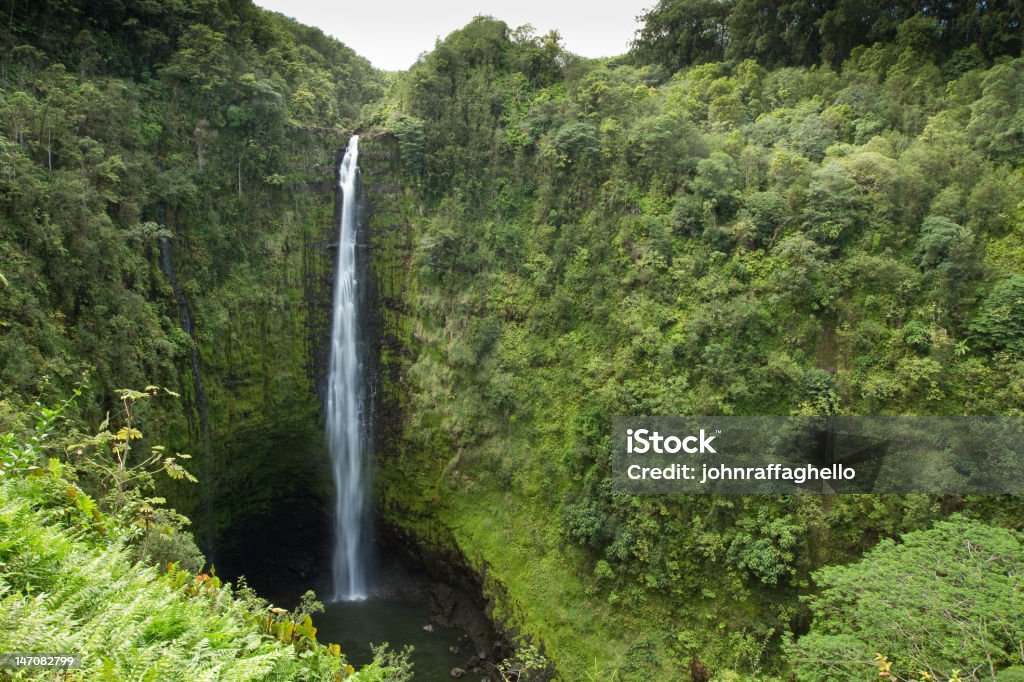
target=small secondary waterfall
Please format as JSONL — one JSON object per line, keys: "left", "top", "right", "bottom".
{"left": 157, "top": 222, "right": 214, "bottom": 554}
{"left": 328, "top": 135, "right": 369, "bottom": 601}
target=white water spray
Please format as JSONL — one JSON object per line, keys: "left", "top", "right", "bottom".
{"left": 328, "top": 135, "right": 368, "bottom": 601}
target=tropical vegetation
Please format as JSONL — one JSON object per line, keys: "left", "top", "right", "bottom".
{"left": 1, "top": 0, "right": 1022, "bottom": 680}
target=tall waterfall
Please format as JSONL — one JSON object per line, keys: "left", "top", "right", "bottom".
{"left": 328, "top": 135, "right": 369, "bottom": 601}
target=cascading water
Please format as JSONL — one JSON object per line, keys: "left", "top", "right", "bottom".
{"left": 328, "top": 135, "right": 369, "bottom": 601}
{"left": 157, "top": 220, "right": 213, "bottom": 555}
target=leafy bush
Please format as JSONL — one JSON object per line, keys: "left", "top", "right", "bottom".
{"left": 971, "top": 275, "right": 1024, "bottom": 355}
{"left": 915, "top": 215, "right": 975, "bottom": 277}
{"left": 788, "top": 517, "right": 1024, "bottom": 681}
{"left": 0, "top": 453, "right": 411, "bottom": 681}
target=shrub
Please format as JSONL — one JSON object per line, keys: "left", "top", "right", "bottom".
{"left": 971, "top": 275, "right": 1024, "bottom": 355}
{"left": 788, "top": 517, "right": 1024, "bottom": 681}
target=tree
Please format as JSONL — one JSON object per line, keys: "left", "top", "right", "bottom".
{"left": 914, "top": 215, "right": 975, "bottom": 280}
{"left": 970, "top": 275, "right": 1024, "bottom": 355}
{"left": 727, "top": 0, "right": 823, "bottom": 67}
{"left": 967, "top": 59, "right": 1024, "bottom": 163}
{"left": 692, "top": 151, "right": 741, "bottom": 221}
{"left": 633, "top": 0, "right": 733, "bottom": 72}
{"left": 789, "top": 517, "right": 1024, "bottom": 681}
{"left": 801, "top": 160, "right": 867, "bottom": 246}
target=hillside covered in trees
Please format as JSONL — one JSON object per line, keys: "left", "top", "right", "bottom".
{"left": 0, "top": 1, "right": 406, "bottom": 679}
{"left": 1, "top": 0, "right": 384, "bottom": 600}
{"left": 2, "top": 0, "right": 1024, "bottom": 680}
{"left": 369, "top": 2, "right": 1024, "bottom": 679}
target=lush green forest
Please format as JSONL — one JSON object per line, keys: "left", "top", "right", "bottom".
{"left": 0, "top": 1, "right": 405, "bottom": 679}
{"left": 0, "top": 0, "right": 383, "bottom": 601}
{"left": 2, "top": 0, "right": 1024, "bottom": 680}
{"left": 369, "top": 4, "right": 1024, "bottom": 680}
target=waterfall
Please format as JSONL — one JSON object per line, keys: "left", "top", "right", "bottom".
{"left": 328, "top": 135, "right": 369, "bottom": 601}
{"left": 157, "top": 223, "right": 214, "bottom": 555}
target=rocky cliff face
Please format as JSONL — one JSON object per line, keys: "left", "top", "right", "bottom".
{"left": 355, "top": 133, "right": 554, "bottom": 678}
{"left": 358, "top": 134, "right": 417, "bottom": 464}
{"left": 166, "top": 127, "right": 348, "bottom": 601}
{"left": 188, "top": 130, "right": 532, "bottom": 670}
{"left": 178, "top": 130, "right": 433, "bottom": 604}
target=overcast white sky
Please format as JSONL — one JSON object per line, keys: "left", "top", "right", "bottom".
{"left": 253, "top": 0, "right": 654, "bottom": 71}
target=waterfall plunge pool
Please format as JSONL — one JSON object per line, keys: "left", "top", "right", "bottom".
{"left": 318, "top": 597, "right": 470, "bottom": 680}
{"left": 305, "top": 552, "right": 502, "bottom": 681}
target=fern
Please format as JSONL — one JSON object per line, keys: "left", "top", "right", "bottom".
{"left": 0, "top": 467, "right": 411, "bottom": 682}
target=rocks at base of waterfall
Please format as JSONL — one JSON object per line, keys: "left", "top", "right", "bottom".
{"left": 449, "top": 667, "right": 466, "bottom": 678}
{"left": 375, "top": 523, "right": 519, "bottom": 678}
{"left": 463, "top": 652, "right": 493, "bottom": 679}
{"left": 448, "top": 644, "right": 460, "bottom": 654}
{"left": 422, "top": 623, "right": 434, "bottom": 633}
{"left": 430, "top": 583, "right": 458, "bottom": 624}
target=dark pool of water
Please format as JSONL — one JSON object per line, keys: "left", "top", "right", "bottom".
{"left": 317, "top": 596, "right": 472, "bottom": 681}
